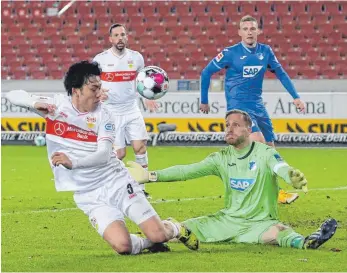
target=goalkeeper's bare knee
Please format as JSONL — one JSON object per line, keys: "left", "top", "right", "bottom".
{"left": 261, "top": 224, "right": 288, "bottom": 245}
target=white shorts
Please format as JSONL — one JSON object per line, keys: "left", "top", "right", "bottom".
{"left": 112, "top": 111, "right": 148, "bottom": 149}
{"left": 73, "top": 178, "right": 157, "bottom": 236}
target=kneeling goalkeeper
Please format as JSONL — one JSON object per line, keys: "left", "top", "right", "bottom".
{"left": 128, "top": 109, "right": 337, "bottom": 249}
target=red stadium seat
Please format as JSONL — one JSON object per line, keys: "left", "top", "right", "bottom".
{"left": 239, "top": 2, "right": 256, "bottom": 14}
{"left": 307, "top": 2, "right": 324, "bottom": 14}
{"left": 255, "top": 2, "right": 272, "bottom": 14}
{"left": 208, "top": 3, "right": 226, "bottom": 15}
{"left": 324, "top": 2, "right": 342, "bottom": 14}
{"left": 190, "top": 4, "right": 207, "bottom": 16}
{"left": 29, "top": 71, "right": 46, "bottom": 79}
{"left": 273, "top": 2, "right": 290, "bottom": 14}
{"left": 289, "top": 2, "right": 307, "bottom": 15}
{"left": 1, "top": 0, "right": 345, "bottom": 79}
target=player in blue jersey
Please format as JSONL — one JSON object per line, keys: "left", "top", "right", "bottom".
{"left": 200, "top": 15, "right": 305, "bottom": 205}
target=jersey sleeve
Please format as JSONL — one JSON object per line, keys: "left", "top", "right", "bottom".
{"left": 200, "top": 48, "right": 231, "bottom": 104}
{"left": 137, "top": 52, "right": 145, "bottom": 72}
{"left": 92, "top": 54, "right": 100, "bottom": 65}
{"left": 156, "top": 152, "right": 221, "bottom": 182}
{"left": 266, "top": 148, "right": 293, "bottom": 184}
{"left": 97, "top": 108, "right": 115, "bottom": 143}
{"left": 6, "top": 89, "right": 58, "bottom": 118}
{"left": 267, "top": 45, "right": 282, "bottom": 71}
{"left": 211, "top": 48, "right": 232, "bottom": 70}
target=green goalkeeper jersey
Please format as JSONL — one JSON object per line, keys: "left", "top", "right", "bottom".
{"left": 156, "top": 142, "right": 291, "bottom": 222}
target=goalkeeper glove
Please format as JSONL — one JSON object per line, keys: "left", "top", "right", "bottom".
{"left": 126, "top": 161, "right": 157, "bottom": 184}
{"left": 289, "top": 168, "right": 308, "bottom": 193}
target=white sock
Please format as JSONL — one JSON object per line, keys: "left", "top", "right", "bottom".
{"left": 135, "top": 152, "right": 148, "bottom": 191}
{"left": 129, "top": 234, "right": 153, "bottom": 255}
{"left": 162, "top": 220, "right": 180, "bottom": 238}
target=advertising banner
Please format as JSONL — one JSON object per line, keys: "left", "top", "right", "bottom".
{"left": 2, "top": 131, "right": 347, "bottom": 147}
{"left": 2, "top": 117, "right": 347, "bottom": 134}
{"left": 2, "top": 92, "right": 347, "bottom": 119}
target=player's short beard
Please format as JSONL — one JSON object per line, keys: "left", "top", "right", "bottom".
{"left": 229, "top": 135, "right": 246, "bottom": 147}
{"left": 115, "top": 42, "right": 126, "bottom": 52}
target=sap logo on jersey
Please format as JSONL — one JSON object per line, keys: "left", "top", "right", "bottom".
{"left": 243, "top": 66, "right": 263, "bottom": 78}
{"left": 230, "top": 178, "right": 255, "bottom": 191}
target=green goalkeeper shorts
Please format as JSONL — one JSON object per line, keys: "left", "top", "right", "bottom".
{"left": 183, "top": 210, "right": 279, "bottom": 244}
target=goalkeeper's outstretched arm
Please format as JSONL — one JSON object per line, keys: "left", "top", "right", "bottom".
{"left": 127, "top": 153, "right": 220, "bottom": 184}
{"left": 267, "top": 149, "right": 308, "bottom": 192}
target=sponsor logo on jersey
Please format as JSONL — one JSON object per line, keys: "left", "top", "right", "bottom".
{"left": 107, "top": 64, "right": 114, "bottom": 67}
{"left": 53, "top": 122, "right": 66, "bottom": 136}
{"left": 46, "top": 118, "right": 97, "bottom": 142}
{"left": 215, "top": 52, "right": 224, "bottom": 62}
{"left": 249, "top": 161, "right": 257, "bottom": 171}
{"left": 240, "top": 55, "right": 247, "bottom": 60}
{"left": 243, "top": 66, "right": 263, "bottom": 78}
{"left": 230, "top": 178, "right": 255, "bottom": 191}
{"left": 101, "top": 71, "right": 136, "bottom": 82}
{"left": 257, "top": 53, "right": 264, "bottom": 60}
{"left": 274, "top": 154, "right": 283, "bottom": 162}
{"left": 105, "top": 123, "right": 115, "bottom": 131}
{"left": 86, "top": 116, "right": 96, "bottom": 129}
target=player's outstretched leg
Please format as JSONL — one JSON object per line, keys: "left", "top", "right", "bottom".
{"left": 278, "top": 189, "right": 299, "bottom": 204}
{"left": 165, "top": 217, "right": 199, "bottom": 251}
{"left": 303, "top": 218, "right": 338, "bottom": 249}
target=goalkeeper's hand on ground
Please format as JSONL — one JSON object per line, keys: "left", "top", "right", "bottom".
{"left": 126, "top": 161, "right": 157, "bottom": 184}
{"left": 289, "top": 168, "right": 308, "bottom": 193}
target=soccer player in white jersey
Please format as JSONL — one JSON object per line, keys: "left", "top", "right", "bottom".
{"left": 93, "top": 23, "right": 156, "bottom": 198}
{"left": 5, "top": 61, "right": 198, "bottom": 255}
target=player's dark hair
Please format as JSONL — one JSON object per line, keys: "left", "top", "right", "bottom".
{"left": 225, "top": 109, "right": 252, "bottom": 128}
{"left": 63, "top": 61, "right": 101, "bottom": 96}
{"left": 239, "top": 15, "right": 258, "bottom": 29}
{"left": 109, "top": 23, "right": 127, "bottom": 35}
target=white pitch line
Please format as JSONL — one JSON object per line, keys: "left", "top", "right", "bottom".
{"left": 2, "top": 186, "right": 347, "bottom": 217}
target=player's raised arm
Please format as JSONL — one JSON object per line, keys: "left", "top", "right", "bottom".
{"left": 267, "top": 46, "right": 305, "bottom": 112}
{"left": 200, "top": 49, "right": 230, "bottom": 114}
{"left": 59, "top": 110, "right": 116, "bottom": 170}
{"left": 5, "top": 89, "right": 56, "bottom": 118}
{"left": 126, "top": 153, "right": 220, "bottom": 183}
{"left": 266, "top": 148, "right": 308, "bottom": 192}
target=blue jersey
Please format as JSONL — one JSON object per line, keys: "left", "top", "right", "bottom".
{"left": 201, "top": 42, "right": 299, "bottom": 111}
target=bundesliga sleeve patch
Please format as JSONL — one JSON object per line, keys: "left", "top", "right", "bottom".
{"left": 274, "top": 154, "right": 284, "bottom": 162}
{"left": 215, "top": 52, "right": 224, "bottom": 62}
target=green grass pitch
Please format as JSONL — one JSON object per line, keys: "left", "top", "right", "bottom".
{"left": 2, "top": 146, "right": 347, "bottom": 272}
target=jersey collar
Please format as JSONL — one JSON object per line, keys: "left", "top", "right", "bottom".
{"left": 241, "top": 41, "right": 258, "bottom": 54}
{"left": 110, "top": 47, "right": 128, "bottom": 59}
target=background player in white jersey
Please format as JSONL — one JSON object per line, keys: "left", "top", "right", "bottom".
{"left": 5, "top": 61, "right": 199, "bottom": 255}
{"left": 93, "top": 23, "right": 156, "bottom": 198}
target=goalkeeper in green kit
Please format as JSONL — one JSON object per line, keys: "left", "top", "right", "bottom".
{"left": 127, "top": 110, "right": 337, "bottom": 250}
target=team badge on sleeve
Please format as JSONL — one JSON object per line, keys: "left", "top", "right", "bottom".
{"left": 215, "top": 52, "right": 224, "bottom": 62}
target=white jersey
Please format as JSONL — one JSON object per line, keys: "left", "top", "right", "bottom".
{"left": 45, "top": 94, "right": 130, "bottom": 192}
{"left": 93, "top": 48, "right": 144, "bottom": 115}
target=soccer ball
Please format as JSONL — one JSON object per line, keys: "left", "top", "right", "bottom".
{"left": 136, "top": 66, "right": 169, "bottom": 100}
{"left": 34, "top": 135, "right": 46, "bottom": 146}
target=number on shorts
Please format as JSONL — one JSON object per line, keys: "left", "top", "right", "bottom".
{"left": 127, "top": 183, "right": 134, "bottom": 194}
